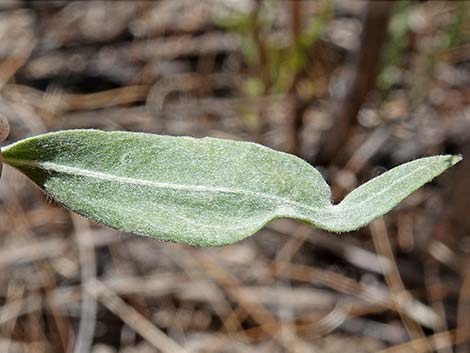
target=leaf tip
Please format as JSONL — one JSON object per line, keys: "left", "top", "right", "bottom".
{"left": 448, "top": 154, "right": 463, "bottom": 167}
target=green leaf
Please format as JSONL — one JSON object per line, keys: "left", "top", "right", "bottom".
{"left": 1, "top": 130, "right": 461, "bottom": 246}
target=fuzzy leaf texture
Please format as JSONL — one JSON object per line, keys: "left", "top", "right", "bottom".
{"left": 1, "top": 130, "right": 461, "bottom": 246}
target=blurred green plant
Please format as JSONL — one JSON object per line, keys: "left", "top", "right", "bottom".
{"left": 221, "top": 0, "right": 332, "bottom": 95}
{"left": 378, "top": 1, "right": 469, "bottom": 99}
{"left": 217, "top": 0, "right": 332, "bottom": 132}
{"left": 442, "top": 1, "right": 469, "bottom": 49}
{"left": 377, "top": 0, "right": 412, "bottom": 93}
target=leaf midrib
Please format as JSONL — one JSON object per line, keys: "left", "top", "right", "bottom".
{"left": 4, "top": 157, "right": 436, "bottom": 222}
{"left": 6, "top": 158, "right": 321, "bottom": 214}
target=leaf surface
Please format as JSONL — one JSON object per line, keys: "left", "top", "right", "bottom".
{"left": 1, "top": 130, "right": 461, "bottom": 246}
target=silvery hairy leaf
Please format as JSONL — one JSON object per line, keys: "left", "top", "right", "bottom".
{"left": 2, "top": 130, "right": 461, "bottom": 246}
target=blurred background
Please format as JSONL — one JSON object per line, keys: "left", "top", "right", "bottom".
{"left": 0, "top": 0, "right": 469, "bottom": 352}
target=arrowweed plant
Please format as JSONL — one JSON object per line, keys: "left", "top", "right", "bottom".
{"left": 0, "top": 119, "right": 461, "bottom": 246}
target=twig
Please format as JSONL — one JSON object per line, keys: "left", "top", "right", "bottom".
{"left": 424, "top": 261, "right": 453, "bottom": 353}
{"left": 279, "top": 260, "right": 439, "bottom": 330}
{"left": 192, "top": 251, "right": 309, "bottom": 353}
{"left": 86, "top": 279, "right": 187, "bottom": 353}
{"left": 456, "top": 258, "right": 470, "bottom": 353}
{"left": 71, "top": 215, "right": 98, "bottom": 353}
{"left": 370, "top": 218, "right": 433, "bottom": 352}
{"left": 377, "top": 330, "right": 458, "bottom": 353}
{"left": 0, "top": 294, "right": 42, "bottom": 326}
{"left": 0, "top": 237, "right": 68, "bottom": 269}
{"left": 268, "top": 222, "right": 391, "bottom": 275}
{"left": 317, "top": 0, "right": 392, "bottom": 164}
